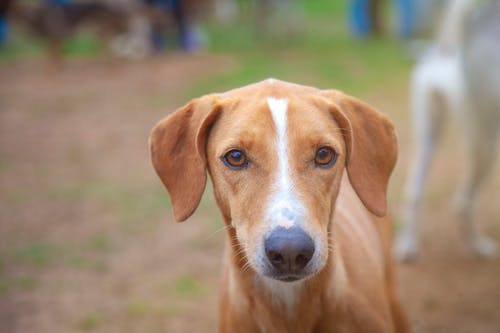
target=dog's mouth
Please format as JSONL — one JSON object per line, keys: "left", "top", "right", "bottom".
{"left": 262, "top": 269, "right": 314, "bottom": 282}
{"left": 271, "top": 274, "right": 307, "bottom": 282}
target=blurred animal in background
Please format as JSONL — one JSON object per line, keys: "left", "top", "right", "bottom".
{"left": 9, "top": 0, "right": 143, "bottom": 65}
{"left": 150, "top": 79, "right": 408, "bottom": 332}
{"left": 397, "top": 0, "right": 500, "bottom": 261}
{"left": 6, "top": 0, "right": 213, "bottom": 66}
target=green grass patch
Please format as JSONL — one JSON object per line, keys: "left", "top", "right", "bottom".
{"left": 77, "top": 313, "right": 103, "bottom": 331}
{"left": 0, "top": 28, "right": 103, "bottom": 63}
{"left": 10, "top": 241, "right": 88, "bottom": 268}
{"left": 11, "top": 242, "right": 62, "bottom": 267}
{"left": 0, "top": 34, "right": 44, "bottom": 62}
{"left": 2, "top": 238, "right": 112, "bottom": 272}
{"left": 63, "top": 33, "right": 103, "bottom": 57}
{"left": 126, "top": 300, "right": 149, "bottom": 317}
{"left": 48, "top": 181, "right": 168, "bottom": 228}
{"left": 0, "top": 276, "right": 38, "bottom": 295}
{"left": 85, "top": 234, "right": 112, "bottom": 253}
{"left": 174, "top": 275, "right": 206, "bottom": 298}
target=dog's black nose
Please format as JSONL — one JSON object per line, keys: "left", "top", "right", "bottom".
{"left": 265, "top": 227, "right": 315, "bottom": 273}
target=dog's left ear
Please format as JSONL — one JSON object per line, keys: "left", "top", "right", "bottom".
{"left": 325, "top": 91, "right": 398, "bottom": 217}
{"left": 149, "top": 95, "right": 221, "bottom": 222}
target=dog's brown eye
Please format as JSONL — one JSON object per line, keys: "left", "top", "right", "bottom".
{"left": 222, "top": 149, "right": 248, "bottom": 169}
{"left": 315, "top": 147, "right": 337, "bottom": 168}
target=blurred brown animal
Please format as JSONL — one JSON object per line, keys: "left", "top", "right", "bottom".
{"left": 11, "top": 1, "right": 131, "bottom": 67}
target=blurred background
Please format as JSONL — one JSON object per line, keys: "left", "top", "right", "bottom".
{"left": 0, "top": 0, "right": 499, "bottom": 332}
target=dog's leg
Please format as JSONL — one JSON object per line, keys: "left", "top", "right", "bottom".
{"left": 396, "top": 70, "right": 446, "bottom": 262}
{"left": 454, "top": 116, "right": 498, "bottom": 258}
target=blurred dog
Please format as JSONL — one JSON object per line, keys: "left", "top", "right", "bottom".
{"left": 397, "top": 0, "right": 500, "bottom": 261}
{"left": 11, "top": 1, "right": 141, "bottom": 65}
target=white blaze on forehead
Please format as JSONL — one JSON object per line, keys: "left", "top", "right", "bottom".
{"left": 267, "top": 97, "right": 290, "bottom": 189}
{"left": 266, "top": 97, "right": 302, "bottom": 229}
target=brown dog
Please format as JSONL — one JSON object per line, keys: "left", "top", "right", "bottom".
{"left": 150, "top": 79, "right": 409, "bottom": 332}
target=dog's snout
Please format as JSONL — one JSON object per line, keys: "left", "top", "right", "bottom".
{"left": 265, "top": 227, "right": 315, "bottom": 273}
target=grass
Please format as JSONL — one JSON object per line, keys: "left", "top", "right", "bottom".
{"left": 77, "top": 313, "right": 104, "bottom": 331}
{"left": 1, "top": 235, "right": 114, "bottom": 272}
{"left": 86, "top": 234, "right": 112, "bottom": 253}
{"left": 0, "top": 28, "right": 103, "bottom": 63}
{"left": 126, "top": 300, "right": 149, "bottom": 317}
{"left": 0, "top": 276, "right": 37, "bottom": 295}
{"left": 48, "top": 181, "right": 168, "bottom": 228}
{"left": 10, "top": 242, "right": 63, "bottom": 267}
{"left": 174, "top": 275, "right": 207, "bottom": 298}
{"left": 188, "top": 0, "right": 411, "bottom": 98}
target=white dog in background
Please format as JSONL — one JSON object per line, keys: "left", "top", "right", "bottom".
{"left": 397, "top": 0, "right": 500, "bottom": 261}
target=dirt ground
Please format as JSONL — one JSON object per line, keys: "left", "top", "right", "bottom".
{"left": 0, "top": 55, "right": 499, "bottom": 333}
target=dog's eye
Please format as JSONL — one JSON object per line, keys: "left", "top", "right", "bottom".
{"left": 314, "top": 147, "right": 337, "bottom": 168}
{"left": 222, "top": 149, "right": 248, "bottom": 169}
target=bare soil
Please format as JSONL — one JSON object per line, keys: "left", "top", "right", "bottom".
{"left": 0, "top": 55, "right": 499, "bottom": 333}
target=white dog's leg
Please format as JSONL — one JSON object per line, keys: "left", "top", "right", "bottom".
{"left": 455, "top": 118, "right": 498, "bottom": 258}
{"left": 396, "top": 64, "right": 447, "bottom": 262}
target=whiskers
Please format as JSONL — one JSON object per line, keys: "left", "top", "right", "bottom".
{"left": 205, "top": 223, "right": 233, "bottom": 240}
{"left": 241, "top": 260, "right": 253, "bottom": 273}
{"left": 226, "top": 233, "right": 254, "bottom": 274}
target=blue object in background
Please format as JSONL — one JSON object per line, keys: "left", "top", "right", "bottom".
{"left": 395, "top": 0, "right": 414, "bottom": 38}
{"left": 147, "top": 0, "right": 201, "bottom": 52}
{"left": 151, "top": 29, "right": 166, "bottom": 52}
{"left": 46, "top": 0, "right": 71, "bottom": 5}
{"left": 147, "top": 0, "right": 178, "bottom": 11}
{"left": 349, "top": 0, "right": 441, "bottom": 39}
{"left": 0, "top": 16, "right": 7, "bottom": 47}
{"left": 349, "top": 0, "right": 372, "bottom": 36}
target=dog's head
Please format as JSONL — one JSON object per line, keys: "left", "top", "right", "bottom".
{"left": 150, "top": 79, "right": 397, "bottom": 282}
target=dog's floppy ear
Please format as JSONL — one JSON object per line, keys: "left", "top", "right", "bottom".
{"left": 149, "top": 95, "right": 221, "bottom": 222}
{"left": 325, "top": 90, "right": 398, "bottom": 217}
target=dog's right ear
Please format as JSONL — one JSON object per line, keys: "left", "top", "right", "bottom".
{"left": 149, "top": 95, "right": 221, "bottom": 222}
{"left": 323, "top": 90, "right": 398, "bottom": 217}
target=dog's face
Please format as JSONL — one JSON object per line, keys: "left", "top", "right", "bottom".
{"left": 150, "top": 80, "right": 397, "bottom": 282}
{"left": 206, "top": 94, "right": 346, "bottom": 281}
